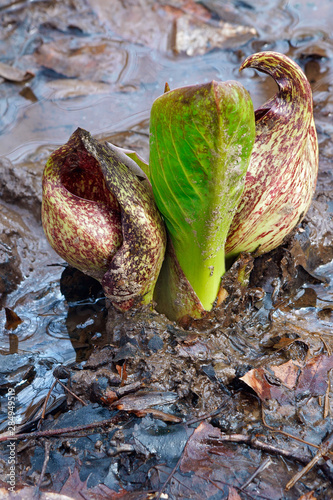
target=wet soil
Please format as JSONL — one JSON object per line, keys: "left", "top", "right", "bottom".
{"left": 1, "top": 0, "right": 333, "bottom": 498}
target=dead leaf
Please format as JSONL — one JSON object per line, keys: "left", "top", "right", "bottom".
{"left": 228, "top": 487, "right": 242, "bottom": 500}
{"left": 35, "top": 39, "right": 126, "bottom": 82}
{"left": 133, "top": 408, "right": 182, "bottom": 423}
{"left": 173, "top": 15, "right": 257, "bottom": 56}
{"left": 271, "top": 359, "right": 301, "bottom": 389}
{"left": 5, "top": 307, "right": 23, "bottom": 330}
{"left": 0, "top": 61, "right": 34, "bottom": 82}
{"left": 60, "top": 468, "right": 88, "bottom": 499}
{"left": 296, "top": 354, "right": 333, "bottom": 396}
{"left": 115, "top": 362, "right": 127, "bottom": 383}
{"left": 240, "top": 355, "right": 333, "bottom": 403}
{"left": 272, "top": 336, "right": 300, "bottom": 350}
{"left": 297, "top": 492, "right": 317, "bottom": 500}
{"left": 112, "top": 390, "right": 178, "bottom": 411}
{"left": 47, "top": 79, "right": 111, "bottom": 99}
{"left": 150, "top": 421, "right": 287, "bottom": 498}
{"left": 60, "top": 468, "right": 128, "bottom": 499}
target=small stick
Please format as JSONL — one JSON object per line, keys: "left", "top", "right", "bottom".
{"left": 155, "top": 448, "right": 185, "bottom": 500}
{"left": 36, "top": 440, "right": 51, "bottom": 490}
{"left": 324, "top": 370, "right": 331, "bottom": 419}
{"left": 261, "top": 405, "right": 333, "bottom": 455}
{"left": 240, "top": 457, "right": 272, "bottom": 491}
{"left": 319, "top": 335, "right": 332, "bottom": 356}
{"left": 55, "top": 378, "right": 87, "bottom": 406}
{"left": 38, "top": 380, "right": 57, "bottom": 429}
{"left": 285, "top": 432, "right": 333, "bottom": 491}
{"left": 186, "top": 398, "right": 231, "bottom": 425}
{"left": 0, "top": 415, "right": 122, "bottom": 443}
{"left": 209, "top": 434, "right": 312, "bottom": 463}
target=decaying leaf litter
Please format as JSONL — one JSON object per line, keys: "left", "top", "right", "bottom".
{"left": 1, "top": 0, "right": 333, "bottom": 498}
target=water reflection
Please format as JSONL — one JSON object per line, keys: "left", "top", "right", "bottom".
{"left": 0, "top": 265, "right": 108, "bottom": 429}
{"left": 269, "top": 262, "right": 333, "bottom": 347}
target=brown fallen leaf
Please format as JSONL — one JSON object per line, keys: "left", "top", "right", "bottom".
{"left": 0, "top": 61, "right": 34, "bottom": 82}
{"left": 60, "top": 467, "right": 134, "bottom": 499}
{"left": 133, "top": 408, "right": 182, "bottom": 423}
{"left": 271, "top": 359, "right": 301, "bottom": 390}
{"left": 153, "top": 421, "right": 287, "bottom": 498}
{"left": 5, "top": 307, "right": 23, "bottom": 330}
{"left": 272, "top": 336, "right": 301, "bottom": 351}
{"left": 297, "top": 491, "right": 317, "bottom": 499}
{"left": 111, "top": 390, "right": 178, "bottom": 411}
{"left": 228, "top": 486, "right": 242, "bottom": 499}
{"left": 35, "top": 39, "right": 125, "bottom": 82}
{"left": 149, "top": 420, "right": 332, "bottom": 497}
{"left": 240, "top": 354, "right": 333, "bottom": 404}
{"left": 173, "top": 15, "right": 257, "bottom": 56}
{"left": 116, "top": 362, "right": 127, "bottom": 384}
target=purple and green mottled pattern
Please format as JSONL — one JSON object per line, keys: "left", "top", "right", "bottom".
{"left": 225, "top": 51, "right": 318, "bottom": 259}
{"left": 80, "top": 130, "right": 166, "bottom": 311}
{"left": 42, "top": 129, "right": 122, "bottom": 281}
{"left": 150, "top": 81, "right": 255, "bottom": 312}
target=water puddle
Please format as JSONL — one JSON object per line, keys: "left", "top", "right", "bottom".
{"left": 272, "top": 261, "right": 333, "bottom": 339}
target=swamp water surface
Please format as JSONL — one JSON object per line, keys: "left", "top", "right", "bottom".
{"left": 0, "top": 0, "right": 333, "bottom": 498}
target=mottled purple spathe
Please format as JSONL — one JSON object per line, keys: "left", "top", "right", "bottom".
{"left": 226, "top": 51, "right": 318, "bottom": 259}
{"left": 42, "top": 128, "right": 166, "bottom": 311}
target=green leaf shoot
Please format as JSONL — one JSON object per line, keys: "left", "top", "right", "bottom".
{"left": 149, "top": 81, "right": 255, "bottom": 312}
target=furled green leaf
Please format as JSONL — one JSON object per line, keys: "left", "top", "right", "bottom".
{"left": 106, "top": 142, "right": 150, "bottom": 179}
{"left": 149, "top": 81, "right": 255, "bottom": 311}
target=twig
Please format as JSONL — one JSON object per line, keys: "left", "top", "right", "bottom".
{"left": 155, "top": 448, "right": 186, "bottom": 500}
{"left": 154, "top": 465, "right": 195, "bottom": 495}
{"left": 196, "top": 473, "right": 271, "bottom": 500}
{"left": 55, "top": 377, "right": 87, "bottom": 406}
{"left": 324, "top": 370, "right": 331, "bottom": 419}
{"left": 319, "top": 335, "right": 332, "bottom": 356}
{"left": 36, "top": 440, "right": 51, "bottom": 490}
{"left": 285, "top": 432, "right": 333, "bottom": 491}
{"left": 38, "top": 380, "right": 57, "bottom": 430}
{"left": 209, "top": 433, "right": 313, "bottom": 463}
{"left": 240, "top": 457, "right": 272, "bottom": 491}
{"left": 37, "top": 376, "right": 86, "bottom": 431}
{"left": 261, "top": 405, "right": 333, "bottom": 455}
{"left": 186, "top": 398, "right": 231, "bottom": 426}
{"left": 0, "top": 415, "right": 122, "bottom": 443}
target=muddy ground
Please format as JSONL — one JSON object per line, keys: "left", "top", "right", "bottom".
{"left": 1, "top": 0, "right": 333, "bottom": 499}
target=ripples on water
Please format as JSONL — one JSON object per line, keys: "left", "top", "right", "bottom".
{"left": 0, "top": 0, "right": 332, "bottom": 427}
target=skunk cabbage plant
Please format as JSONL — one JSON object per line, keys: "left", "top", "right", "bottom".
{"left": 225, "top": 52, "right": 318, "bottom": 260}
{"left": 42, "top": 51, "right": 318, "bottom": 323}
{"left": 42, "top": 128, "right": 166, "bottom": 311}
{"left": 149, "top": 81, "right": 255, "bottom": 316}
